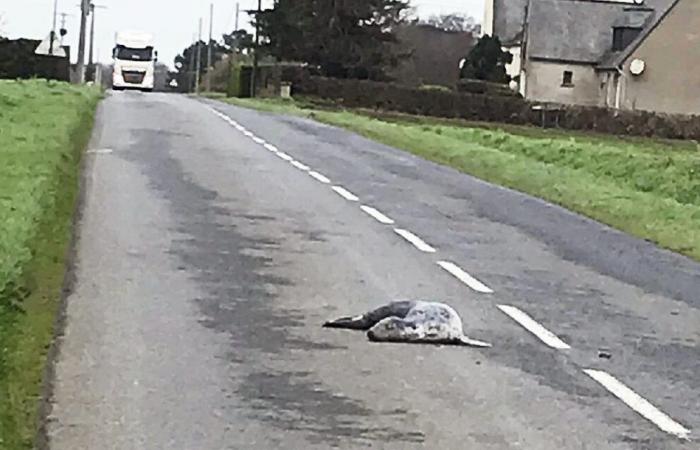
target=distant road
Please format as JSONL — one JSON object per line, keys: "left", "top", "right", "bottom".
{"left": 45, "top": 91, "right": 698, "bottom": 449}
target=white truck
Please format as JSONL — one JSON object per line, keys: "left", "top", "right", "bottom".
{"left": 112, "top": 31, "right": 157, "bottom": 92}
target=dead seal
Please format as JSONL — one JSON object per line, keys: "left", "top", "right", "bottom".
{"left": 323, "top": 301, "right": 491, "bottom": 347}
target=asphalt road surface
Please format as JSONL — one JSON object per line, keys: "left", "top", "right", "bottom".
{"left": 45, "top": 91, "right": 700, "bottom": 449}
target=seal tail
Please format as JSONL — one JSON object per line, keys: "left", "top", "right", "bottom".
{"left": 459, "top": 336, "right": 492, "bottom": 348}
{"left": 323, "top": 315, "right": 370, "bottom": 330}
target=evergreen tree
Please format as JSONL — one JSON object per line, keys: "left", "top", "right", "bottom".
{"left": 256, "top": 0, "right": 411, "bottom": 80}
{"left": 460, "top": 35, "right": 513, "bottom": 83}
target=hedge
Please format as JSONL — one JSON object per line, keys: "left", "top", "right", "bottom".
{"left": 290, "top": 76, "right": 700, "bottom": 141}
{"left": 0, "top": 39, "right": 71, "bottom": 81}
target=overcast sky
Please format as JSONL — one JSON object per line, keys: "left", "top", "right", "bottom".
{"left": 1, "top": 0, "right": 484, "bottom": 68}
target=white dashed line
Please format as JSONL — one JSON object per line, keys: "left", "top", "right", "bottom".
{"left": 332, "top": 186, "right": 360, "bottom": 202}
{"left": 242, "top": 130, "right": 254, "bottom": 138}
{"left": 497, "top": 305, "right": 570, "bottom": 349}
{"left": 394, "top": 229, "right": 436, "bottom": 253}
{"left": 264, "top": 143, "right": 279, "bottom": 152}
{"left": 360, "top": 206, "right": 395, "bottom": 225}
{"left": 252, "top": 136, "right": 266, "bottom": 145}
{"left": 583, "top": 369, "right": 691, "bottom": 440}
{"left": 309, "top": 171, "right": 331, "bottom": 184}
{"left": 437, "top": 261, "right": 494, "bottom": 294}
{"left": 276, "top": 152, "right": 294, "bottom": 161}
{"left": 291, "top": 161, "right": 310, "bottom": 171}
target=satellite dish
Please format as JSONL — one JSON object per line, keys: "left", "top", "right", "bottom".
{"left": 630, "top": 59, "right": 645, "bottom": 76}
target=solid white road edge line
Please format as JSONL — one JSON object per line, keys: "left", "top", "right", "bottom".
{"left": 332, "top": 186, "right": 360, "bottom": 202}
{"left": 360, "top": 206, "right": 395, "bottom": 225}
{"left": 264, "top": 143, "right": 279, "bottom": 152}
{"left": 497, "top": 305, "right": 570, "bottom": 349}
{"left": 437, "top": 261, "right": 494, "bottom": 294}
{"left": 583, "top": 369, "right": 691, "bottom": 440}
{"left": 394, "top": 229, "right": 436, "bottom": 253}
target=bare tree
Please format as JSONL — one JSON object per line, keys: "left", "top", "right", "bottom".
{"left": 421, "top": 13, "right": 480, "bottom": 34}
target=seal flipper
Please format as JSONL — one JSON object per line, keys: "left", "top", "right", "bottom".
{"left": 324, "top": 301, "right": 417, "bottom": 331}
{"left": 323, "top": 315, "right": 370, "bottom": 330}
{"left": 458, "top": 336, "right": 492, "bottom": 348}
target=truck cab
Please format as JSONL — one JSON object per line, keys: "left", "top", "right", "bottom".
{"left": 112, "top": 31, "right": 157, "bottom": 92}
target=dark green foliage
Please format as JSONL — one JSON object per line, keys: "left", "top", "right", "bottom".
{"left": 223, "top": 30, "right": 255, "bottom": 53}
{"left": 227, "top": 64, "right": 253, "bottom": 98}
{"left": 459, "top": 35, "right": 512, "bottom": 83}
{"left": 293, "top": 76, "right": 700, "bottom": 140}
{"left": 173, "top": 39, "right": 229, "bottom": 91}
{"left": 457, "top": 79, "right": 522, "bottom": 97}
{"left": 0, "top": 39, "right": 70, "bottom": 81}
{"left": 173, "top": 30, "right": 255, "bottom": 92}
{"left": 257, "top": 0, "right": 411, "bottom": 80}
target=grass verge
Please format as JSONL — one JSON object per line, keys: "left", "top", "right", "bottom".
{"left": 0, "top": 79, "right": 101, "bottom": 449}
{"left": 212, "top": 95, "right": 700, "bottom": 261}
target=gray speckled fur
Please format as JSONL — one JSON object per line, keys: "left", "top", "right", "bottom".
{"left": 324, "top": 301, "right": 491, "bottom": 347}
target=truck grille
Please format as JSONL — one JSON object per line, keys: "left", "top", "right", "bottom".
{"left": 122, "top": 70, "right": 146, "bottom": 84}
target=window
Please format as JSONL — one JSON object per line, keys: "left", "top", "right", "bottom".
{"left": 562, "top": 71, "right": 574, "bottom": 87}
{"left": 612, "top": 27, "right": 641, "bottom": 52}
{"left": 113, "top": 45, "right": 154, "bottom": 61}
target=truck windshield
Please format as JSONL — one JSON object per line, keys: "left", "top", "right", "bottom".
{"left": 115, "top": 46, "right": 153, "bottom": 61}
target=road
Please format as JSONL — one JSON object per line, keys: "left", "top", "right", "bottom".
{"left": 44, "top": 91, "right": 699, "bottom": 449}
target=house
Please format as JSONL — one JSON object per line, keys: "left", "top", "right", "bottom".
{"left": 597, "top": 0, "right": 700, "bottom": 115}
{"left": 484, "top": 0, "right": 700, "bottom": 116}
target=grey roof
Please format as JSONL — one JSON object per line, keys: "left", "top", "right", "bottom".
{"left": 613, "top": 8, "right": 654, "bottom": 28}
{"left": 492, "top": 0, "right": 529, "bottom": 45}
{"left": 525, "top": 0, "right": 676, "bottom": 64}
{"left": 598, "top": 0, "right": 681, "bottom": 69}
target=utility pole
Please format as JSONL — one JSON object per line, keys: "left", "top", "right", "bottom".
{"left": 251, "top": 0, "right": 261, "bottom": 97}
{"left": 235, "top": 2, "right": 240, "bottom": 31}
{"left": 88, "top": 5, "right": 106, "bottom": 69}
{"left": 88, "top": 3, "right": 95, "bottom": 66}
{"left": 206, "top": 3, "right": 213, "bottom": 93}
{"left": 189, "top": 33, "right": 197, "bottom": 92}
{"left": 77, "top": 0, "right": 89, "bottom": 83}
{"left": 49, "top": 0, "right": 58, "bottom": 56}
{"left": 195, "top": 18, "right": 203, "bottom": 93}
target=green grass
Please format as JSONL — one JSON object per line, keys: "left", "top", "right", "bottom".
{"left": 0, "top": 79, "right": 101, "bottom": 449}
{"left": 215, "top": 96, "right": 700, "bottom": 261}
